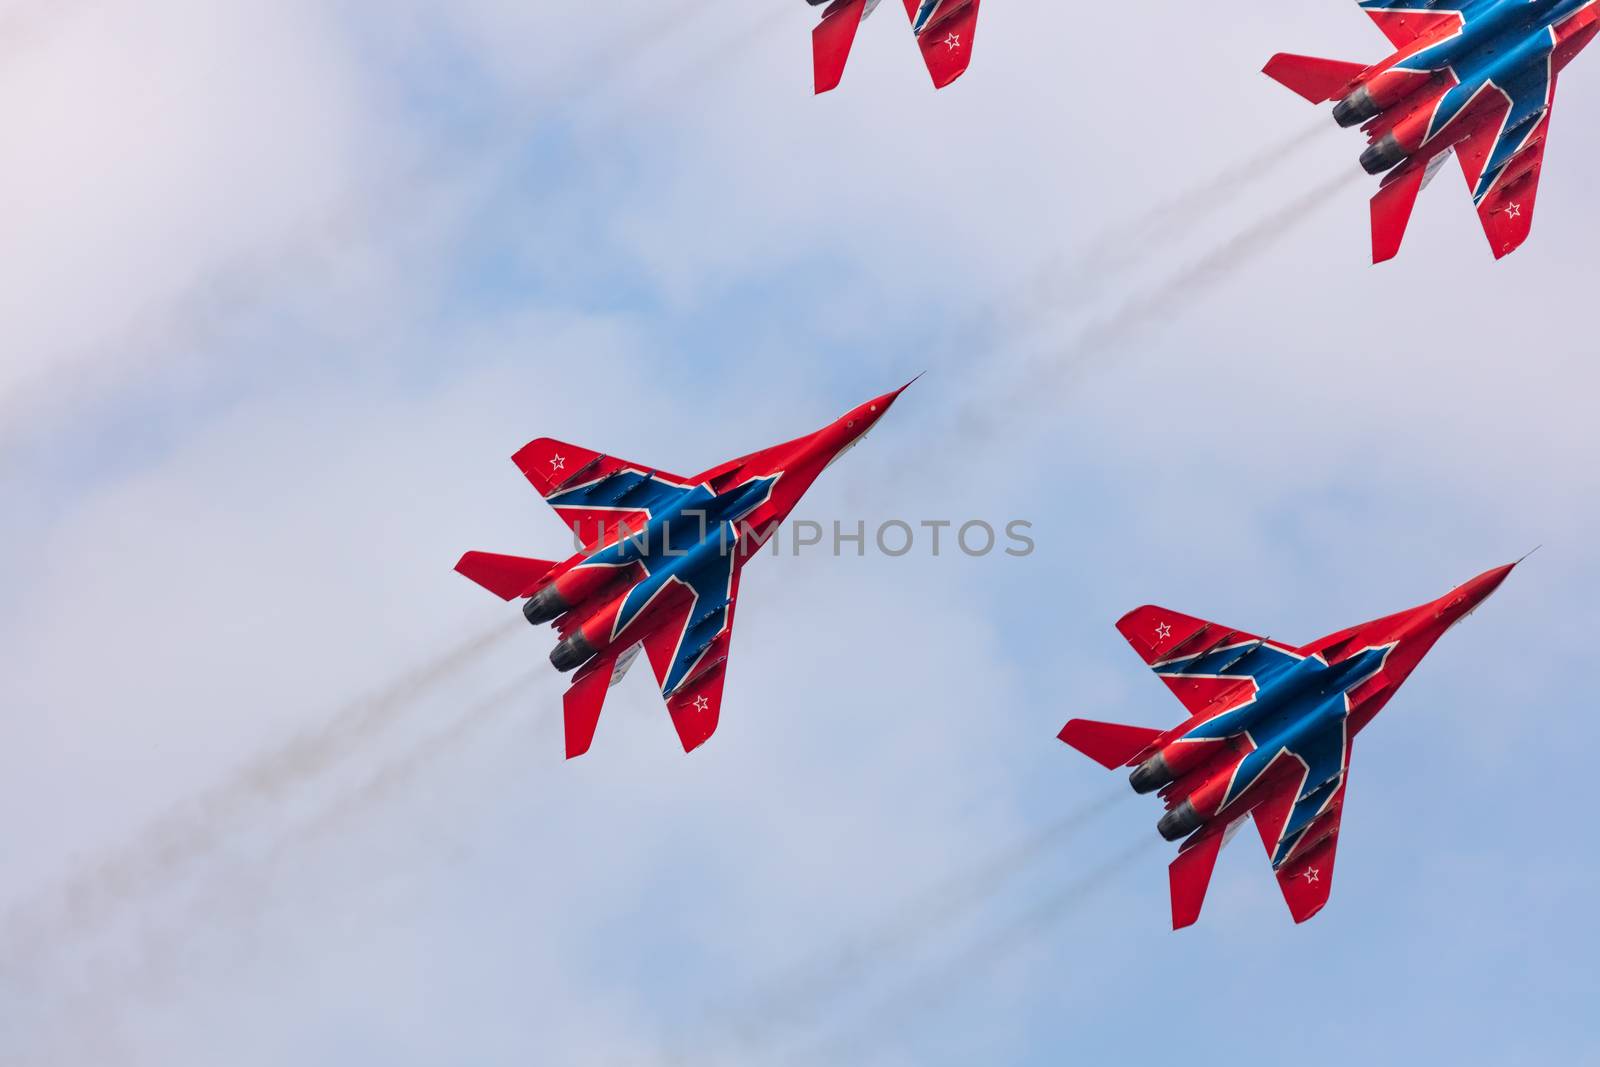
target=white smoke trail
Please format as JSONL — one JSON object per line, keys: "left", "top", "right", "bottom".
{"left": 697, "top": 789, "right": 1124, "bottom": 1058}
{"left": 1014, "top": 120, "right": 1331, "bottom": 321}
{"left": 0, "top": 620, "right": 519, "bottom": 971}
{"left": 9, "top": 669, "right": 547, "bottom": 1065}
{"left": 783, "top": 839, "right": 1149, "bottom": 1065}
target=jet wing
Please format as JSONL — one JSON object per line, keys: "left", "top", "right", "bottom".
{"left": 903, "top": 0, "right": 979, "bottom": 89}
{"left": 512, "top": 437, "right": 695, "bottom": 552}
{"left": 1358, "top": 2, "right": 1464, "bottom": 49}
{"left": 1454, "top": 85, "right": 1556, "bottom": 260}
{"left": 641, "top": 558, "right": 743, "bottom": 753}
{"left": 1116, "top": 605, "right": 1281, "bottom": 717}
{"left": 1250, "top": 737, "right": 1353, "bottom": 923}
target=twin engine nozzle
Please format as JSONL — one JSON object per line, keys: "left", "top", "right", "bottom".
{"left": 520, "top": 582, "right": 594, "bottom": 672}
{"left": 1129, "top": 751, "right": 1173, "bottom": 795}
{"left": 1130, "top": 750, "right": 1201, "bottom": 840}
{"left": 523, "top": 584, "right": 569, "bottom": 626}
{"left": 1333, "top": 84, "right": 1380, "bottom": 129}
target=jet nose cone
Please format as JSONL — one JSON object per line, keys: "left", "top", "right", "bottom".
{"left": 845, "top": 375, "right": 920, "bottom": 435}
{"left": 867, "top": 373, "right": 923, "bottom": 415}
{"left": 1447, "top": 558, "right": 1525, "bottom": 619}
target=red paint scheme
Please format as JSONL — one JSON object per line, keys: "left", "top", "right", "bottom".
{"left": 1263, "top": 2, "right": 1600, "bottom": 261}
{"left": 1060, "top": 561, "right": 1522, "bottom": 928}
{"left": 809, "top": 0, "right": 979, "bottom": 94}
{"left": 904, "top": 0, "right": 980, "bottom": 89}
{"left": 457, "top": 382, "right": 915, "bottom": 759}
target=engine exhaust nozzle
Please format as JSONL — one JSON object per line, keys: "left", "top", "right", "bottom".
{"left": 550, "top": 632, "right": 597, "bottom": 673}
{"left": 1333, "top": 85, "right": 1379, "bottom": 128}
{"left": 1360, "top": 132, "right": 1408, "bottom": 175}
{"left": 1129, "top": 752, "right": 1174, "bottom": 795}
{"left": 523, "top": 585, "right": 569, "bottom": 626}
{"left": 1157, "top": 800, "right": 1203, "bottom": 842}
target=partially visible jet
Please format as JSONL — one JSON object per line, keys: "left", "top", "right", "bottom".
{"left": 808, "top": 0, "right": 981, "bottom": 93}
{"left": 1264, "top": 0, "right": 1599, "bottom": 261}
{"left": 456, "top": 383, "right": 913, "bottom": 759}
{"left": 1059, "top": 562, "right": 1521, "bottom": 928}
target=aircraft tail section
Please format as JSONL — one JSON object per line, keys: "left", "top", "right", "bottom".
{"left": 455, "top": 551, "right": 558, "bottom": 601}
{"left": 562, "top": 653, "right": 616, "bottom": 759}
{"left": 1370, "top": 159, "right": 1428, "bottom": 263}
{"left": 813, "top": 0, "right": 870, "bottom": 94}
{"left": 1262, "top": 52, "right": 1367, "bottom": 103}
{"left": 1169, "top": 825, "right": 1227, "bottom": 929}
{"left": 904, "top": 0, "right": 979, "bottom": 89}
{"left": 1058, "top": 719, "right": 1163, "bottom": 769}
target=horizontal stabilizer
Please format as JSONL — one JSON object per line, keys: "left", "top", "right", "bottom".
{"left": 1371, "top": 160, "right": 1428, "bottom": 264}
{"left": 1262, "top": 52, "right": 1366, "bottom": 103}
{"left": 1169, "top": 827, "right": 1227, "bottom": 930}
{"left": 455, "top": 551, "right": 557, "bottom": 601}
{"left": 563, "top": 656, "right": 614, "bottom": 759}
{"left": 1058, "top": 719, "right": 1162, "bottom": 769}
{"left": 814, "top": 0, "right": 869, "bottom": 94}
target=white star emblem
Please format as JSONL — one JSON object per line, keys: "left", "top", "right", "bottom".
{"left": 944, "top": 32, "right": 961, "bottom": 51}
{"left": 549, "top": 454, "right": 566, "bottom": 472}
{"left": 1301, "top": 867, "right": 1319, "bottom": 884}
{"left": 692, "top": 695, "right": 710, "bottom": 713}
{"left": 1155, "top": 622, "right": 1172, "bottom": 640}
{"left": 1504, "top": 202, "right": 1522, "bottom": 219}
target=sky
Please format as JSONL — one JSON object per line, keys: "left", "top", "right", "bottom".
{"left": 2, "top": 1, "right": 1597, "bottom": 1063}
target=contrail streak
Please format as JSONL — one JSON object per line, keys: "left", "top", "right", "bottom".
{"left": 936, "top": 168, "right": 1362, "bottom": 452}
{"left": 1015, "top": 121, "right": 1331, "bottom": 320}
{"left": 278, "top": 669, "right": 541, "bottom": 853}
{"left": 726, "top": 789, "right": 1123, "bottom": 1045}
{"left": 10, "top": 671, "right": 546, "bottom": 1066}
{"left": 786, "top": 839, "right": 1148, "bottom": 1064}
{"left": 918, "top": 124, "right": 1337, "bottom": 383}
{"left": 0, "top": 620, "right": 518, "bottom": 970}
{"left": 584, "top": 6, "right": 789, "bottom": 128}
{"left": 1024, "top": 168, "right": 1362, "bottom": 390}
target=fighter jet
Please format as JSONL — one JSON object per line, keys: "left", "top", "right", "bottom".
{"left": 807, "top": 0, "right": 980, "bottom": 94}
{"left": 455, "top": 383, "right": 913, "bottom": 759}
{"left": 1059, "top": 562, "right": 1521, "bottom": 928}
{"left": 1264, "top": 1, "right": 1599, "bottom": 261}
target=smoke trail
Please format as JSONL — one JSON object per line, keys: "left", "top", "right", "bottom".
{"left": 1025, "top": 168, "right": 1362, "bottom": 390}
{"left": 726, "top": 789, "right": 1123, "bottom": 1045}
{"left": 1025, "top": 120, "right": 1331, "bottom": 306}
{"left": 584, "top": 6, "right": 789, "bottom": 128}
{"left": 786, "top": 839, "right": 1148, "bottom": 1065}
{"left": 0, "top": 619, "right": 518, "bottom": 969}
{"left": 137, "top": 671, "right": 544, "bottom": 980}
{"left": 11, "top": 671, "right": 547, "bottom": 1067}
{"left": 277, "top": 669, "right": 542, "bottom": 853}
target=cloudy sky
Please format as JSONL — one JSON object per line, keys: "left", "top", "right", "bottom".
{"left": 3, "top": 2, "right": 1597, "bottom": 1064}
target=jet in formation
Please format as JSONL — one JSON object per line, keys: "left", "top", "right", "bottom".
{"left": 807, "top": 0, "right": 981, "bottom": 93}
{"left": 1265, "top": 0, "right": 1599, "bottom": 261}
{"left": 456, "top": 383, "right": 913, "bottom": 759}
{"left": 1059, "top": 561, "right": 1520, "bottom": 928}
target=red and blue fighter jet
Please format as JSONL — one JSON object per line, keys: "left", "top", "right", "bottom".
{"left": 1264, "top": 1, "right": 1600, "bottom": 261}
{"left": 1059, "top": 562, "right": 1521, "bottom": 928}
{"left": 455, "top": 383, "right": 912, "bottom": 759}
{"left": 807, "top": 0, "right": 980, "bottom": 93}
